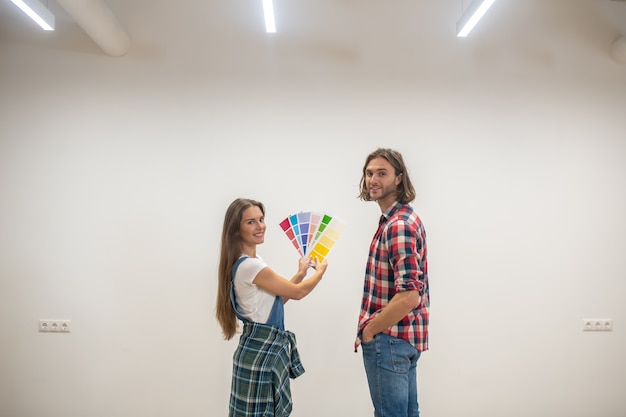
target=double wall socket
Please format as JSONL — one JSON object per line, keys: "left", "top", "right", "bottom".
{"left": 582, "top": 318, "right": 613, "bottom": 331}
{"left": 39, "top": 319, "right": 71, "bottom": 333}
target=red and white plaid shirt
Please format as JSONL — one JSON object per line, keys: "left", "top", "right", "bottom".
{"left": 357, "top": 201, "right": 429, "bottom": 351}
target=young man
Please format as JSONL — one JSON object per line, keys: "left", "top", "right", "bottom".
{"left": 354, "top": 148, "right": 429, "bottom": 417}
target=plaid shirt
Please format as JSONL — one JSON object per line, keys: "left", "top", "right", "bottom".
{"left": 230, "top": 322, "right": 305, "bottom": 417}
{"left": 358, "top": 201, "right": 429, "bottom": 351}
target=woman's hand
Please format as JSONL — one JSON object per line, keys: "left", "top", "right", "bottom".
{"left": 309, "top": 256, "right": 328, "bottom": 274}
{"left": 297, "top": 256, "right": 311, "bottom": 276}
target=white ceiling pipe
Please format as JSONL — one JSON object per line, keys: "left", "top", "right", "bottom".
{"left": 610, "top": 35, "right": 626, "bottom": 65}
{"left": 56, "top": 0, "right": 130, "bottom": 56}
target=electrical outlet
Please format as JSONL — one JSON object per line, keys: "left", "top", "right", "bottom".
{"left": 582, "top": 318, "right": 613, "bottom": 332}
{"left": 39, "top": 319, "right": 71, "bottom": 333}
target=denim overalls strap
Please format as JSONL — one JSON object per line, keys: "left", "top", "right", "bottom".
{"left": 230, "top": 256, "right": 285, "bottom": 330}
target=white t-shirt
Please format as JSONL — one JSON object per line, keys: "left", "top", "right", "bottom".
{"left": 232, "top": 255, "right": 276, "bottom": 324}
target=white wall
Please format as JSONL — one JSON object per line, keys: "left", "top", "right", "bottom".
{"left": 1, "top": 4, "right": 626, "bottom": 417}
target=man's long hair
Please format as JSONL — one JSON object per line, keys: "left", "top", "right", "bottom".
{"left": 358, "top": 148, "right": 416, "bottom": 203}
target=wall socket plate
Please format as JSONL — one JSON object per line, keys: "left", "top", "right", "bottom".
{"left": 582, "top": 318, "right": 613, "bottom": 331}
{"left": 39, "top": 319, "right": 71, "bottom": 333}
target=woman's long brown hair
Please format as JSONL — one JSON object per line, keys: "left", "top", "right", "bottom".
{"left": 215, "top": 198, "right": 265, "bottom": 340}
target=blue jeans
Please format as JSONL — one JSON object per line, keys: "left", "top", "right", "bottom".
{"left": 362, "top": 333, "right": 421, "bottom": 417}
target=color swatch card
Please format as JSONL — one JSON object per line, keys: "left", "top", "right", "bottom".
{"left": 278, "top": 211, "right": 346, "bottom": 262}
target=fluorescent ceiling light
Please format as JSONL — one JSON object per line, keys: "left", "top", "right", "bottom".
{"left": 10, "top": 0, "right": 55, "bottom": 30}
{"left": 262, "top": 0, "right": 276, "bottom": 33}
{"left": 456, "top": 0, "right": 495, "bottom": 37}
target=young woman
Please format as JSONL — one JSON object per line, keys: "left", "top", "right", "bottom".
{"left": 216, "top": 198, "right": 328, "bottom": 417}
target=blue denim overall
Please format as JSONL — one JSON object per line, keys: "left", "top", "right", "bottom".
{"left": 230, "top": 255, "right": 285, "bottom": 329}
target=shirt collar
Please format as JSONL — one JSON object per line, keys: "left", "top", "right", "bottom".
{"left": 381, "top": 200, "right": 403, "bottom": 222}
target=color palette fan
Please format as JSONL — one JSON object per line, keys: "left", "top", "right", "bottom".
{"left": 278, "top": 211, "right": 346, "bottom": 262}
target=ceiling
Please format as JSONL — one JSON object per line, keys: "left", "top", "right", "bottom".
{"left": 1, "top": 0, "right": 625, "bottom": 66}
